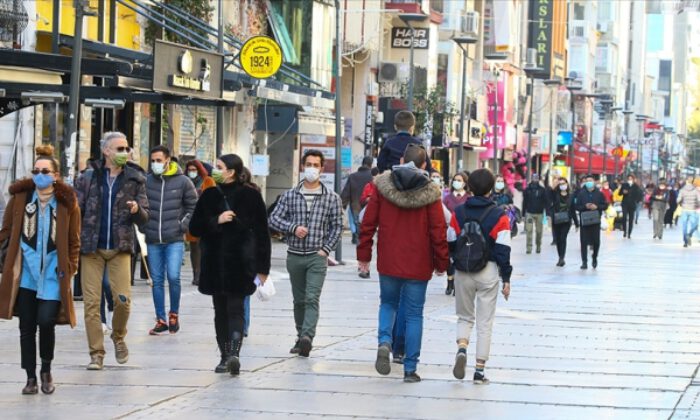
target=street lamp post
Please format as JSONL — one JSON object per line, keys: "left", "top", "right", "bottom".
{"left": 334, "top": 0, "right": 343, "bottom": 263}
{"left": 399, "top": 13, "right": 427, "bottom": 111}
{"left": 64, "top": 0, "right": 97, "bottom": 180}
{"left": 565, "top": 79, "right": 582, "bottom": 184}
{"left": 523, "top": 72, "right": 542, "bottom": 182}
{"left": 452, "top": 34, "right": 477, "bottom": 172}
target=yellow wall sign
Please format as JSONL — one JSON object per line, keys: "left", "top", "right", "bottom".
{"left": 240, "top": 36, "right": 283, "bottom": 79}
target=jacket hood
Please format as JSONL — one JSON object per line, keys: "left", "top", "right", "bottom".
{"left": 8, "top": 178, "right": 77, "bottom": 208}
{"left": 160, "top": 161, "right": 182, "bottom": 177}
{"left": 375, "top": 170, "right": 441, "bottom": 209}
{"left": 465, "top": 195, "right": 492, "bottom": 208}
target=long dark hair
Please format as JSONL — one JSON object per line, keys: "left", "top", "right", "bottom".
{"left": 219, "top": 154, "right": 244, "bottom": 183}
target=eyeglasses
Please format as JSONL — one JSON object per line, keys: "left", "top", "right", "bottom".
{"left": 115, "top": 146, "right": 131, "bottom": 153}
{"left": 31, "top": 168, "right": 54, "bottom": 175}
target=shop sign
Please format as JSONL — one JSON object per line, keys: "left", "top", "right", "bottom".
{"left": 240, "top": 36, "right": 283, "bottom": 79}
{"left": 153, "top": 40, "right": 223, "bottom": 99}
{"left": 528, "top": 0, "right": 553, "bottom": 78}
{"left": 391, "top": 27, "right": 429, "bottom": 49}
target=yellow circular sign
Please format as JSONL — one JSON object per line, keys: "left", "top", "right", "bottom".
{"left": 240, "top": 36, "right": 283, "bottom": 79}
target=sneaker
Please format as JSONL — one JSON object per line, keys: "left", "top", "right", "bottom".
{"left": 403, "top": 371, "right": 421, "bottom": 383}
{"left": 592, "top": 259, "right": 598, "bottom": 269}
{"left": 358, "top": 271, "right": 370, "bottom": 279}
{"left": 112, "top": 338, "right": 129, "bottom": 364}
{"left": 473, "top": 371, "right": 490, "bottom": 384}
{"left": 536, "top": 246, "right": 541, "bottom": 254}
{"left": 86, "top": 355, "right": 104, "bottom": 371}
{"left": 580, "top": 263, "right": 588, "bottom": 270}
{"left": 289, "top": 339, "right": 301, "bottom": 354}
{"left": 149, "top": 320, "right": 169, "bottom": 336}
{"left": 298, "top": 336, "right": 312, "bottom": 357}
{"left": 453, "top": 350, "right": 467, "bottom": 380}
{"left": 168, "top": 312, "right": 180, "bottom": 334}
{"left": 392, "top": 353, "right": 404, "bottom": 364}
{"left": 375, "top": 343, "right": 391, "bottom": 375}
{"left": 102, "top": 323, "right": 111, "bottom": 335}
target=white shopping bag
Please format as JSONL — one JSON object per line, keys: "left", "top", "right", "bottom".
{"left": 255, "top": 275, "right": 276, "bottom": 301}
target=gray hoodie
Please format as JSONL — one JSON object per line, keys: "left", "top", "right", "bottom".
{"left": 678, "top": 183, "right": 700, "bottom": 211}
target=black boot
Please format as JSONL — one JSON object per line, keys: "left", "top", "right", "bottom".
{"left": 215, "top": 336, "right": 228, "bottom": 373}
{"left": 445, "top": 278, "right": 454, "bottom": 296}
{"left": 226, "top": 332, "right": 243, "bottom": 376}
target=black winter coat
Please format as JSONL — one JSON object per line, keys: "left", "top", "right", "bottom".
{"left": 522, "top": 183, "right": 547, "bottom": 215}
{"left": 189, "top": 182, "right": 271, "bottom": 297}
{"left": 143, "top": 164, "right": 198, "bottom": 244}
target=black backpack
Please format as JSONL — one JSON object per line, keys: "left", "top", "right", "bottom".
{"left": 453, "top": 205, "right": 496, "bottom": 273}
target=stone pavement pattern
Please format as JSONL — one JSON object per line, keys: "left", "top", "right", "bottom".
{"left": 1, "top": 218, "right": 700, "bottom": 419}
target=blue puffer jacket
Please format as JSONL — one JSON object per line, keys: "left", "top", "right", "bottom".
{"left": 143, "top": 162, "right": 198, "bottom": 244}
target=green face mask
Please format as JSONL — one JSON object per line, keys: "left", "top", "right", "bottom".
{"left": 112, "top": 152, "right": 129, "bottom": 167}
{"left": 212, "top": 168, "right": 225, "bottom": 184}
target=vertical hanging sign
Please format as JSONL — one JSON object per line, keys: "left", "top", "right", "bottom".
{"left": 528, "top": 0, "right": 553, "bottom": 79}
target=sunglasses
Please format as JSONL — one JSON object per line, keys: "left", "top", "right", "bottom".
{"left": 115, "top": 146, "right": 132, "bottom": 153}
{"left": 31, "top": 168, "right": 54, "bottom": 175}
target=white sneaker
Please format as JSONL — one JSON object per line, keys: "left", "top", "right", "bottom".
{"left": 102, "top": 323, "right": 111, "bottom": 334}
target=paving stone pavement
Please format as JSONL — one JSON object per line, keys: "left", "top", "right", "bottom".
{"left": 1, "top": 217, "right": 700, "bottom": 419}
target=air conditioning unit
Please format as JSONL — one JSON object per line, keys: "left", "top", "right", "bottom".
{"left": 525, "top": 48, "right": 538, "bottom": 70}
{"left": 460, "top": 11, "right": 479, "bottom": 38}
{"left": 378, "top": 62, "right": 410, "bottom": 83}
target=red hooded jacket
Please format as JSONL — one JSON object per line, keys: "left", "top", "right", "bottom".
{"left": 357, "top": 168, "right": 449, "bottom": 281}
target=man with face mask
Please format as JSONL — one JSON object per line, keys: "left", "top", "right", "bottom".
{"left": 575, "top": 175, "right": 608, "bottom": 269}
{"left": 142, "top": 145, "right": 197, "bottom": 335}
{"left": 522, "top": 174, "right": 547, "bottom": 254}
{"left": 269, "top": 149, "right": 343, "bottom": 358}
{"left": 620, "top": 174, "right": 643, "bottom": 238}
{"left": 74, "top": 132, "right": 149, "bottom": 370}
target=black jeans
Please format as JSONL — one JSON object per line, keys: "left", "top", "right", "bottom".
{"left": 189, "top": 241, "right": 201, "bottom": 284}
{"left": 552, "top": 222, "right": 571, "bottom": 259}
{"left": 213, "top": 293, "right": 245, "bottom": 342}
{"left": 17, "top": 288, "right": 61, "bottom": 375}
{"left": 580, "top": 225, "right": 601, "bottom": 264}
{"left": 622, "top": 207, "right": 635, "bottom": 236}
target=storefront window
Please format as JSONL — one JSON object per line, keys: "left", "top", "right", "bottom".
{"left": 268, "top": 0, "right": 311, "bottom": 75}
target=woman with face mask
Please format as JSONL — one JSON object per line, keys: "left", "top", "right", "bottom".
{"left": 189, "top": 154, "right": 271, "bottom": 376}
{"left": 443, "top": 172, "right": 470, "bottom": 296}
{"left": 492, "top": 175, "right": 514, "bottom": 207}
{"left": 183, "top": 160, "right": 215, "bottom": 286}
{"left": 443, "top": 172, "right": 470, "bottom": 213}
{"left": 0, "top": 145, "right": 81, "bottom": 395}
{"left": 551, "top": 178, "right": 579, "bottom": 267}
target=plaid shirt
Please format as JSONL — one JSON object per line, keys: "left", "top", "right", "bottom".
{"left": 269, "top": 182, "right": 343, "bottom": 256}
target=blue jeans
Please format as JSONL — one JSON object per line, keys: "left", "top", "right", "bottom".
{"left": 147, "top": 242, "right": 185, "bottom": 321}
{"left": 680, "top": 211, "right": 699, "bottom": 243}
{"left": 378, "top": 275, "right": 428, "bottom": 373}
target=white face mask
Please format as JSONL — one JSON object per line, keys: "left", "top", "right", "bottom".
{"left": 187, "top": 171, "right": 198, "bottom": 179}
{"left": 452, "top": 181, "right": 465, "bottom": 191}
{"left": 431, "top": 177, "right": 442, "bottom": 186}
{"left": 152, "top": 161, "right": 166, "bottom": 175}
{"left": 304, "top": 166, "right": 320, "bottom": 183}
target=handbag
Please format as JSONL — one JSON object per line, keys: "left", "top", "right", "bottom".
{"left": 580, "top": 210, "right": 600, "bottom": 226}
{"left": 553, "top": 211, "right": 570, "bottom": 225}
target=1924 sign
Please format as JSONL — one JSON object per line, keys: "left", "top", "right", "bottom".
{"left": 391, "top": 27, "right": 429, "bottom": 49}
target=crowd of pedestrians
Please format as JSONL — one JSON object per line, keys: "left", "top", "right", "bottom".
{"left": 1, "top": 114, "right": 699, "bottom": 394}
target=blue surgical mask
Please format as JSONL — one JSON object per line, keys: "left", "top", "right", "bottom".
{"left": 33, "top": 173, "right": 54, "bottom": 190}
{"left": 585, "top": 181, "right": 595, "bottom": 189}
{"left": 495, "top": 181, "right": 505, "bottom": 191}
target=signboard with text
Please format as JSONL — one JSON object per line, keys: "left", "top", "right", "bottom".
{"left": 528, "top": 0, "right": 554, "bottom": 79}
{"left": 391, "top": 27, "right": 429, "bottom": 49}
{"left": 239, "top": 36, "right": 283, "bottom": 79}
{"left": 153, "top": 40, "right": 223, "bottom": 99}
